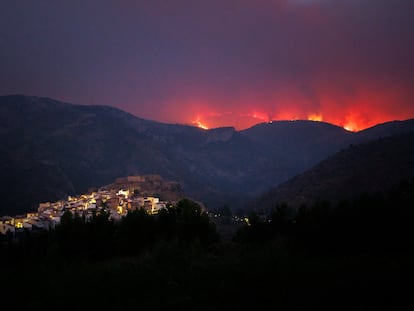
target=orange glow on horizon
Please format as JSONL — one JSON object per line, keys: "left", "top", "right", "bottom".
{"left": 181, "top": 87, "right": 413, "bottom": 132}
{"left": 160, "top": 75, "right": 414, "bottom": 134}
{"left": 188, "top": 110, "right": 396, "bottom": 133}
{"left": 308, "top": 113, "right": 323, "bottom": 122}
{"left": 242, "top": 112, "right": 269, "bottom": 122}
{"left": 343, "top": 121, "right": 360, "bottom": 132}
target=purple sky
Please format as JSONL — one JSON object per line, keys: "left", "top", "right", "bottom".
{"left": 1, "top": 0, "right": 414, "bottom": 130}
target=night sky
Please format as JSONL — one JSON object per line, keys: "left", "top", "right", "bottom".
{"left": 1, "top": 0, "right": 414, "bottom": 131}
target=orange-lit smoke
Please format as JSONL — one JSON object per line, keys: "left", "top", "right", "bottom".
{"left": 173, "top": 77, "right": 414, "bottom": 132}
{"left": 182, "top": 95, "right": 413, "bottom": 132}
{"left": 190, "top": 108, "right": 397, "bottom": 132}
{"left": 308, "top": 113, "right": 323, "bottom": 122}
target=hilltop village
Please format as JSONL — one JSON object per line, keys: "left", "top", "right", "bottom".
{"left": 0, "top": 175, "right": 186, "bottom": 236}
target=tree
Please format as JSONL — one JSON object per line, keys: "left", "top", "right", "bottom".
{"left": 174, "top": 198, "right": 218, "bottom": 245}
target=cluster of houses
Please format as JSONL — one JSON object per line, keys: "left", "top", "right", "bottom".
{"left": 0, "top": 188, "right": 170, "bottom": 236}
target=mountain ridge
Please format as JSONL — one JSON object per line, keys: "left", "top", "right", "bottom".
{"left": 1, "top": 94, "right": 414, "bottom": 215}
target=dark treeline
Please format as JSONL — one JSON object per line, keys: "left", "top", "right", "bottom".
{"left": 1, "top": 183, "right": 414, "bottom": 310}
{"left": 236, "top": 179, "right": 414, "bottom": 256}
{"left": 0, "top": 198, "right": 218, "bottom": 263}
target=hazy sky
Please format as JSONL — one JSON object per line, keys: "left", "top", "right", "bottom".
{"left": 1, "top": 0, "right": 414, "bottom": 130}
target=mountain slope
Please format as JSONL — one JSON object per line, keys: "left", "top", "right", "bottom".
{"left": 251, "top": 132, "right": 414, "bottom": 210}
{"left": 240, "top": 121, "right": 353, "bottom": 188}
{"left": 1, "top": 95, "right": 414, "bottom": 215}
{"left": 0, "top": 95, "right": 268, "bottom": 214}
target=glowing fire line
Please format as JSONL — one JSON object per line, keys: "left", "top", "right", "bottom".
{"left": 192, "top": 118, "right": 209, "bottom": 130}
{"left": 191, "top": 110, "right": 371, "bottom": 132}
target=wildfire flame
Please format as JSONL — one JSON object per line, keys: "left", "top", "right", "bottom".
{"left": 343, "top": 122, "right": 358, "bottom": 132}
{"left": 189, "top": 109, "right": 385, "bottom": 132}
{"left": 192, "top": 117, "right": 209, "bottom": 130}
{"left": 308, "top": 113, "right": 323, "bottom": 122}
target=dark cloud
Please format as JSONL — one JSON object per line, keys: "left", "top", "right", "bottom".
{"left": 1, "top": 0, "right": 413, "bottom": 130}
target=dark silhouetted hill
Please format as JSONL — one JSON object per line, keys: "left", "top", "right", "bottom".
{"left": 251, "top": 132, "right": 414, "bottom": 210}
